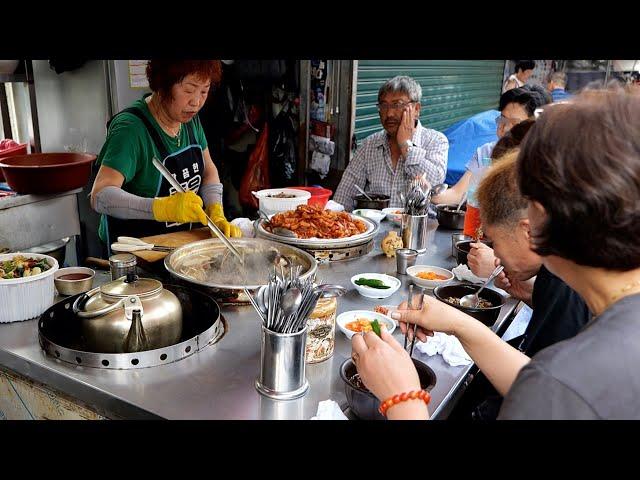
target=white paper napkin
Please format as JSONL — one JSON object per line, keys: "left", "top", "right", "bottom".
{"left": 310, "top": 400, "right": 348, "bottom": 420}
{"left": 451, "top": 264, "right": 508, "bottom": 296}
{"left": 452, "top": 264, "right": 486, "bottom": 284}
{"left": 414, "top": 332, "right": 472, "bottom": 367}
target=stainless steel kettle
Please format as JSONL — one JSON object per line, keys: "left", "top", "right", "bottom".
{"left": 72, "top": 273, "right": 182, "bottom": 353}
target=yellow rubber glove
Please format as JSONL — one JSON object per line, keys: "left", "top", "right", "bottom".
{"left": 205, "top": 202, "right": 242, "bottom": 238}
{"left": 152, "top": 191, "right": 207, "bottom": 226}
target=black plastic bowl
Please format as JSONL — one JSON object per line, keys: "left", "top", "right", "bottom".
{"left": 340, "top": 357, "right": 437, "bottom": 420}
{"left": 454, "top": 239, "right": 493, "bottom": 265}
{"left": 433, "top": 283, "right": 505, "bottom": 327}
{"left": 353, "top": 193, "right": 390, "bottom": 210}
{"left": 436, "top": 204, "right": 466, "bottom": 230}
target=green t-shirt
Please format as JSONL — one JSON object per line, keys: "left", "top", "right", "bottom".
{"left": 97, "top": 95, "right": 209, "bottom": 242}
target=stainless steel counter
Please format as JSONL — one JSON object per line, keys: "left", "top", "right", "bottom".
{"left": 0, "top": 221, "right": 519, "bottom": 420}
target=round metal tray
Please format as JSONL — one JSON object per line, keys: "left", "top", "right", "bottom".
{"left": 38, "top": 284, "right": 225, "bottom": 370}
{"left": 163, "top": 237, "right": 318, "bottom": 290}
{"left": 255, "top": 215, "right": 379, "bottom": 249}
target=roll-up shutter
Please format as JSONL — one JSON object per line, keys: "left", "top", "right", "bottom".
{"left": 354, "top": 60, "right": 505, "bottom": 142}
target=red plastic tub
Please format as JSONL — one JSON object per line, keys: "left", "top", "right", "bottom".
{"left": 290, "top": 186, "right": 332, "bottom": 209}
{"left": 0, "top": 143, "right": 28, "bottom": 182}
{"left": 0, "top": 153, "right": 96, "bottom": 194}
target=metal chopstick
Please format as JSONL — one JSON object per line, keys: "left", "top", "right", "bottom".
{"left": 152, "top": 157, "right": 244, "bottom": 264}
{"left": 409, "top": 288, "right": 424, "bottom": 357}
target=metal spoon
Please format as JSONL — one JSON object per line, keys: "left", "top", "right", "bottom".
{"left": 355, "top": 185, "right": 373, "bottom": 201}
{"left": 455, "top": 191, "right": 468, "bottom": 213}
{"left": 459, "top": 265, "right": 504, "bottom": 308}
{"left": 429, "top": 183, "right": 448, "bottom": 201}
{"left": 281, "top": 287, "right": 303, "bottom": 319}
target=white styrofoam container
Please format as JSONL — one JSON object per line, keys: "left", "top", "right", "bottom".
{"left": 252, "top": 188, "right": 311, "bottom": 215}
{"left": 0, "top": 253, "right": 59, "bottom": 323}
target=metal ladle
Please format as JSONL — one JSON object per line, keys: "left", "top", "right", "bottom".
{"left": 258, "top": 210, "right": 297, "bottom": 238}
{"left": 460, "top": 265, "right": 504, "bottom": 308}
{"left": 429, "top": 183, "right": 448, "bottom": 202}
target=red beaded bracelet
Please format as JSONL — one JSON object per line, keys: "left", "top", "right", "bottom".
{"left": 378, "top": 390, "right": 431, "bottom": 416}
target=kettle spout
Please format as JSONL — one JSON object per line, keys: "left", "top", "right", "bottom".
{"left": 124, "top": 308, "right": 149, "bottom": 353}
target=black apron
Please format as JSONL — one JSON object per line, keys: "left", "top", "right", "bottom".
{"left": 105, "top": 107, "right": 205, "bottom": 253}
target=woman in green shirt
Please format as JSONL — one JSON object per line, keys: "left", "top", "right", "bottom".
{"left": 90, "top": 60, "right": 241, "bottom": 251}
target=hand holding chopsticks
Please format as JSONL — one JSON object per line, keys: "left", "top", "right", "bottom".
{"left": 403, "top": 284, "right": 425, "bottom": 357}
{"left": 151, "top": 157, "right": 244, "bottom": 265}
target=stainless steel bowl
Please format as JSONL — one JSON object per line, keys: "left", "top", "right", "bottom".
{"left": 54, "top": 267, "right": 95, "bottom": 296}
{"left": 23, "top": 237, "right": 70, "bottom": 265}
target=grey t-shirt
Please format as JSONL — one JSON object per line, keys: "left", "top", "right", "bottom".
{"left": 499, "top": 293, "right": 640, "bottom": 419}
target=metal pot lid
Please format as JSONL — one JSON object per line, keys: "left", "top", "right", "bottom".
{"left": 100, "top": 275, "right": 163, "bottom": 297}
{"left": 109, "top": 253, "right": 137, "bottom": 266}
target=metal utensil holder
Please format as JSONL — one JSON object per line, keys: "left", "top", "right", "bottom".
{"left": 401, "top": 214, "right": 432, "bottom": 254}
{"left": 255, "top": 324, "right": 309, "bottom": 400}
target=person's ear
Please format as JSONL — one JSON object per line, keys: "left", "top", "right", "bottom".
{"left": 520, "top": 217, "right": 531, "bottom": 241}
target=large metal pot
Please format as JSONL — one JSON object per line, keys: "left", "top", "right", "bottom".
{"left": 72, "top": 273, "right": 182, "bottom": 353}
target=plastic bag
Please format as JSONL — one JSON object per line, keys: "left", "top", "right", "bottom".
{"left": 239, "top": 123, "right": 270, "bottom": 209}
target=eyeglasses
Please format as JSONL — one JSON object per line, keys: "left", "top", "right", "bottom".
{"left": 376, "top": 101, "right": 416, "bottom": 113}
{"left": 495, "top": 114, "right": 526, "bottom": 128}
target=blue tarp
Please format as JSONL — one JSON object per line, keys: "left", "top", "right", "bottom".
{"left": 443, "top": 109, "right": 500, "bottom": 185}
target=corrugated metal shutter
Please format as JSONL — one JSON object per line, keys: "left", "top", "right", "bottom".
{"left": 354, "top": 60, "right": 505, "bottom": 141}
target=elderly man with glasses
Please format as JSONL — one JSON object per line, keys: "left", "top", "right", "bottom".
{"left": 334, "top": 76, "right": 448, "bottom": 211}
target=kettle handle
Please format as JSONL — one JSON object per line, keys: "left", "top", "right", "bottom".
{"left": 73, "top": 287, "right": 126, "bottom": 319}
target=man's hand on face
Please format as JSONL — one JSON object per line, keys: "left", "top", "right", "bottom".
{"left": 397, "top": 104, "right": 416, "bottom": 152}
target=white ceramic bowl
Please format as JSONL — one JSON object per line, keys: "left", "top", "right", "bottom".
{"left": 406, "top": 265, "right": 454, "bottom": 290}
{"left": 352, "top": 208, "right": 386, "bottom": 223}
{"left": 0, "top": 252, "right": 59, "bottom": 323}
{"left": 252, "top": 188, "right": 311, "bottom": 216}
{"left": 336, "top": 310, "right": 396, "bottom": 339}
{"left": 350, "top": 273, "right": 401, "bottom": 299}
{"left": 382, "top": 207, "right": 404, "bottom": 226}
